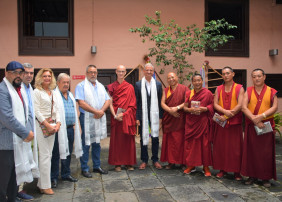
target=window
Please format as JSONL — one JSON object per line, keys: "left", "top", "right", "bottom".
{"left": 208, "top": 69, "right": 246, "bottom": 94}
{"left": 18, "top": 0, "right": 74, "bottom": 56}
{"left": 205, "top": 0, "right": 249, "bottom": 57}
{"left": 265, "top": 74, "right": 282, "bottom": 98}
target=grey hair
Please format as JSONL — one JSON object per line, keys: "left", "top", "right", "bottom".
{"left": 86, "top": 64, "right": 97, "bottom": 72}
{"left": 57, "top": 73, "right": 70, "bottom": 82}
{"left": 144, "top": 63, "right": 154, "bottom": 70}
{"left": 22, "top": 63, "right": 33, "bottom": 69}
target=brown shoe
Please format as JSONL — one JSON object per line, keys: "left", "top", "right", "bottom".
{"left": 263, "top": 180, "right": 271, "bottom": 188}
{"left": 165, "top": 163, "right": 175, "bottom": 170}
{"left": 126, "top": 165, "right": 134, "bottom": 171}
{"left": 245, "top": 177, "right": 255, "bottom": 185}
{"left": 115, "top": 165, "right": 122, "bottom": 172}
{"left": 154, "top": 162, "right": 163, "bottom": 170}
{"left": 40, "top": 188, "right": 54, "bottom": 195}
{"left": 139, "top": 162, "right": 147, "bottom": 170}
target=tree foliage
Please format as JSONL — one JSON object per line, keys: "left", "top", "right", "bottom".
{"left": 129, "top": 11, "right": 237, "bottom": 83}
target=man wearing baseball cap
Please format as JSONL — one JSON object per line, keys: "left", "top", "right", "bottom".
{"left": 0, "top": 61, "right": 34, "bottom": 202}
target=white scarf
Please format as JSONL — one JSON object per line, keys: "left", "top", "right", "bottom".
{"left": 4, "top": 78, "right": 38, "bottom": 185}
{"left": 54, "top": 87, "right": 83, "bottom": 159}
{"left": 141, "top": 77, "right": 159, "bottom": 146}
{"left": 84, "top": 78, "right": 107, "bottom": 145}
{"left": 21, "top": 83, "right": 40, "bottom": 178}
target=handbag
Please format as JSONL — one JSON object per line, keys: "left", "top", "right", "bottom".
{"left": 39, "top": 93, "right": 55, "bottom": 138}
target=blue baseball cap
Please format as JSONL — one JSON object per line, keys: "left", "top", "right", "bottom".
{"left": 6, "top": 61, "right": 24, "bottom": 71}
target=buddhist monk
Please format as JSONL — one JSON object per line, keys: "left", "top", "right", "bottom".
{"left": 160, "top": 72, "right": 188, "bottom": 169}
{"left": 213, "top": 66, "right": 244, "bottom": 180}
{"left": 183, "top": 74, "right": 213, "bottom": 177}
{"left": 241, "top": 68, "right": 278, "bottom": 188}
{"left": 108, "top": 65, "right": 137, "bottom": 171}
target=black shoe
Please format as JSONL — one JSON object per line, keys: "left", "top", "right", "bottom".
{"left": 93, "top": 167, "right": 108, "bottom": 174}
{"left": 15, "top": 198, "right": 22, "bottom": 202}
{"left": 81, "top": 171, "right": 92, "bottom": 178}
{"left": 62, "top": 175, "right": 78, "bottom": 182}
{"left": 51, "top": 179, "right": 57, "bottom": 188}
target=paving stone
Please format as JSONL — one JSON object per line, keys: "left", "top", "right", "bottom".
{"left": 105, "top": 191, "right": 138, "bottom": 202}
{"left": 127, "top": 166, "right": 156, "bottom": 179}
{"left": 151, "top": 166, "right": 183, "bottom": 176}
{"left": 102, "top": 170, "right": 128, "bottom": 181}
{"left": 166, "top": 185, "right": 211, "bottom": 202}
{"left": 73, "top": 192, "right": 104, "bottom": 202}
{"left": 135, "top": 188, "right": 174, "bottom": 202}
{"left": 234, "top": 187, "right": 281, "bottom": 202}
{"left": 159, "top": 175, "right": 194, "bottom": 187}
{"left": 103, "top": 179, "right": 134, "bottom": 193}
{"left": 207, "top": 191, "right": 244, "bottom": 202}
{"left": 75, "top": 178, "right": 103, "bottom": 193}
{"left": 52, "top": 180, "right": 75, "bottom": 193}
{"left": 131, "top": 175, "right": 163, "bottom": 190}
{"left": 38, "top": 192, "right": 73, "bottom": 202}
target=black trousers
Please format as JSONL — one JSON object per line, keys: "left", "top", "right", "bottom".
{"left": 139, "top": 123, "right": 159, "bottom": 163}
{"left": 0, "top": 150, "right": 17, "bottom": 202}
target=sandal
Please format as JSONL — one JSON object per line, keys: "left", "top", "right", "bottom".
{"left": 139, "top": 162, "right": 147, "bottom": 170}
{"left": 115, "top": 165, "right": 122, "bottom": 172}
{"left": 165, "top": 163, "right": 175, "bottom": 170}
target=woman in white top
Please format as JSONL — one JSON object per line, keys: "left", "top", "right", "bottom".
{"left": 34, "top": 68, "right": 61, "bottom": 195}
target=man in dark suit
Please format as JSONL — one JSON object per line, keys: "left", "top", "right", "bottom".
{"left": 135, "top": 63, "right": 163, "bottom": 170}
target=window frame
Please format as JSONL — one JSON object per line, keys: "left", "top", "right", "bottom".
{"left": 205, "top": 0, "right": 249, "bottom": 57}
{"left": 18, "top": 0, "right": 74, "bottom": 56}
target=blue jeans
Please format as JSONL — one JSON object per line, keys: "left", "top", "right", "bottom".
{"left": 79, "top": 113, "right": 101, "bottom": 171}
{"left": 51, "top": 127, "right": 74, "bottom": 180}
{"left": 139, "top": 123, "right": 159, "bottom": 163}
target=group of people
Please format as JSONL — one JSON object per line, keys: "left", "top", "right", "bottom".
{"left": 0, "top": 61, "right": 277, "bottom": 202}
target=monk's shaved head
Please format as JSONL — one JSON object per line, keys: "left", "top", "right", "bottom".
{"left": 167, "top": 72, "right": 178, "bottom": 88}
{"left": 117, "top": 65, "right": 126, "bottom": 71}
{"left": 116, "top": 65, "right": 126, "bottom": 81}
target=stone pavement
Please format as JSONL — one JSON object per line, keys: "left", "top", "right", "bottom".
{"left": 25, "top": 136, "right": 282, "bottom": 202}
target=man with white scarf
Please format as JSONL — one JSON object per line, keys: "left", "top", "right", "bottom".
{"left": 51, "top": 73, "right": 83, "bottom": 188}
{"left": 0, "top": 61, "right": 34, "bottom": 202}
{"left": 17, "top": 63, "right": 39, "bottom": 201}
{"left": 75, "top": 65, "right": 110, "bottom": 178}
{"left": 135, "top": 63, "right": 163, "bottom": 170}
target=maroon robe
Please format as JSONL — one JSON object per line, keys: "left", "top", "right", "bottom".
{"left": 184, "top": 88, "right": 214, "bottom": 167}
{"left": 241, "top": 85, "right": 277, "bottom": 180}
{"left": 213, "top": 83, "right": 243, "bottom": 173}
{"left": 108, "top": 81, "right": 137, "bottom": 165}
{"left": 160, "top": 84, "right": 188, "bottom": 164}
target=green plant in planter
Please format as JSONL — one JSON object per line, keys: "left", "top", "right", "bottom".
{"left": 274, "top": 112, "right": 282, "bottom": 138}
{"left": 130, "top": 11, "right": 236, "bottom": 83}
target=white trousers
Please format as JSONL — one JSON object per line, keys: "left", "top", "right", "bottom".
{"left": 36, "top": 122, "right": 55, "bottom": 189}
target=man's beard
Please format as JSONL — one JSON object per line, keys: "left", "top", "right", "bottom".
{"left": 89, "top": 78, "right": 97, "bottom": 83}
{"left": 12, "top": 79, "right": 22, "bottom": 88}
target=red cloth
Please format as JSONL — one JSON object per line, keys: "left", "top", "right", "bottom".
{"left": 161, "top": 84, "right": 188, "bottom": 164}
{"left": 161, "top": 130, "right": 185, "bottom": 164}
{"left": 162, "top": 84, "right": 188, "bottom": 133}
{"left": 213, "top": 125, "right": 243, "bottom": 172}
{"left": 241, "top": 86, "right": 277, "bottom": 180}
{"left": 108, "top": 81, "right": 136, "bottom": 165}
{"left": 184, "top": 88, "right": 213, "bottom": 166}
{"left": 213, "top": 83, "right": 243, "bottom": 172}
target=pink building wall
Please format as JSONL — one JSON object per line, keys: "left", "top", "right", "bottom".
{"left": 0, "top": 0, "right": 281, "bottom": 108}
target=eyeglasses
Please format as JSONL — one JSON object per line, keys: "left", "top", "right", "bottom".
{"left": 87, "top": 71, "right": 97, "bottom": 75}
{"left": 9, "top": 70, "right": 24, "bottom": 76}
{"left": 24, "top": 72, "right": 34, "bottom": 75}
{"left": 117, "top": 71, "right": 126, "bottom": 73}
